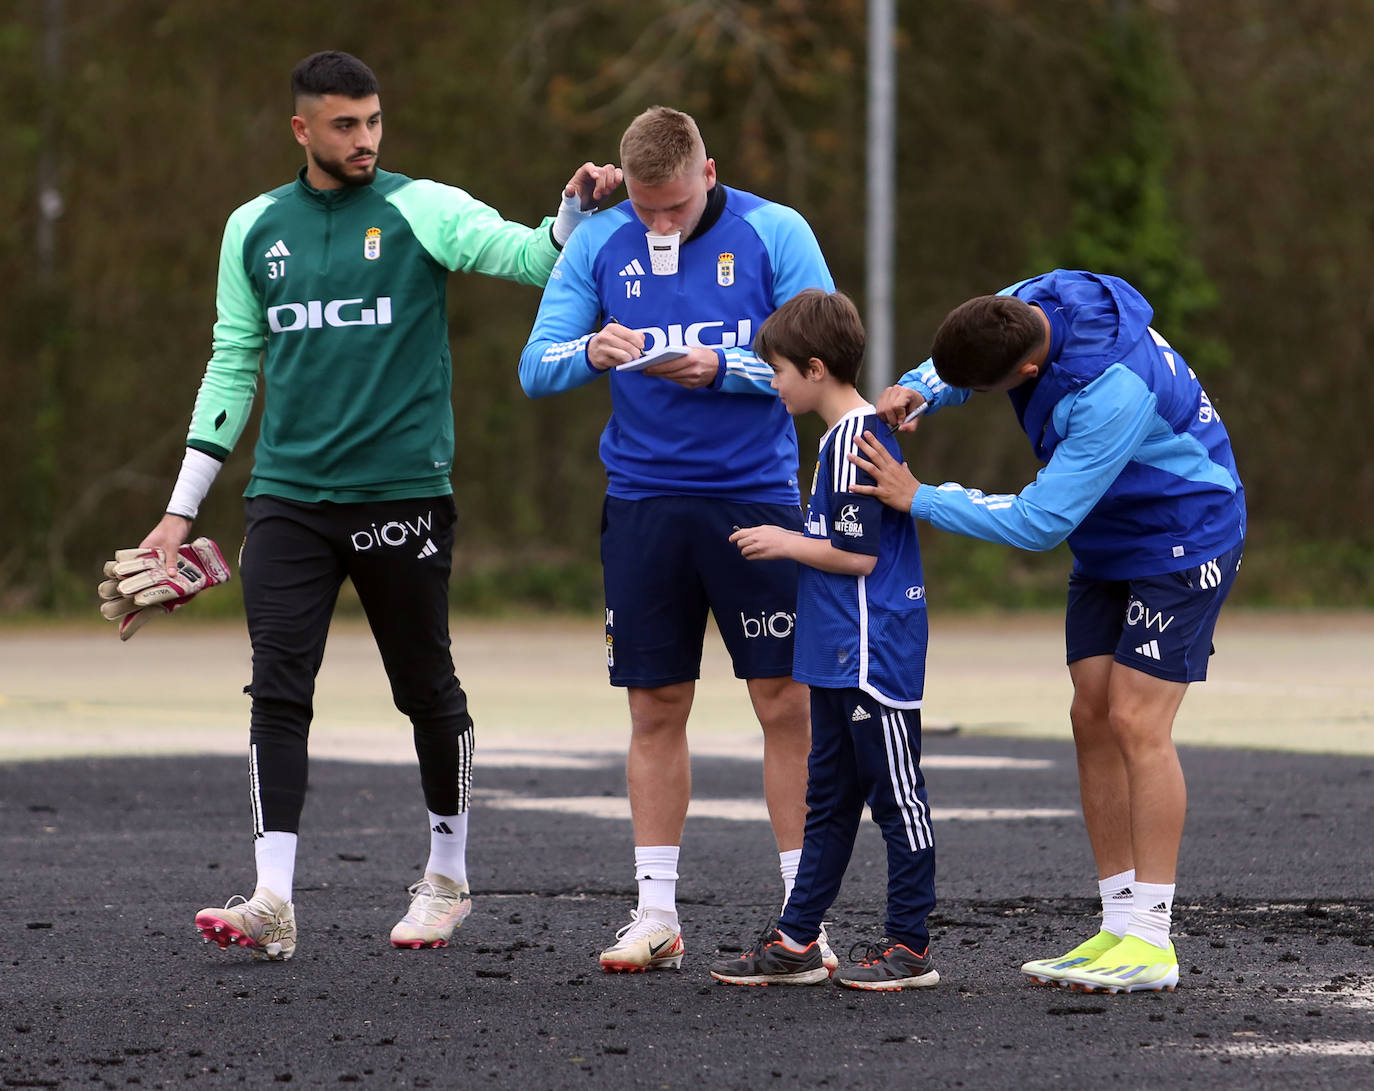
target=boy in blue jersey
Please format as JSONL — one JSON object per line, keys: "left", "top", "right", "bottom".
{"left": 520, "top": 107, "right": 836, "bottom": 973}
{"left": 850, "top": 270, "right": 1245, "bottom": 993}
{"left": 709, "top": 290, "right": 939, "bottom": 991}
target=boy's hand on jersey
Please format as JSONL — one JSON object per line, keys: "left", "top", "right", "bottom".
{"left": 645, "top": 346, "right": 721, "bottom": 390}
{"left": 847, "top": 431, "right": 921, "bottom": 512}
{"left": 588, "top": 321, "right": 645, "bottom": 371}
{"left": 729, "top": 524, "right": 800, "bottom": 562}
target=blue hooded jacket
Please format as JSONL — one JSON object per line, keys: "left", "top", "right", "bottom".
{"left": 901, "top": 270, "right": 1245, "bottom": 579}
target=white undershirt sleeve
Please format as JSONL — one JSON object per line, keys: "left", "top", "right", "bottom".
{"left": 166, "top": 447, "right": 224, "bottom": 520}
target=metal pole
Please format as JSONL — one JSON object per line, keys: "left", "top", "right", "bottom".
{"left": 865, "top": 0, "right": 896, "bottom": 397}
{"left": 37, "top": 0, "right": 65, "bottom": 286}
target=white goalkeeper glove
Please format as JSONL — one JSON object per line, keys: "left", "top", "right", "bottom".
{"left": 97, "top": 537, "right": 232, "bottom": 640}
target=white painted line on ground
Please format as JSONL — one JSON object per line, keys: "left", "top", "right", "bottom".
{"left": 1206, "top": 1039, "right": 1374, "bottom": 1058}
{"left": 1334, "top": 986, "right": 1374, "bottom": 1011}
{"left": 474, "top": 790, "right": 1074, "bottom": 822}
{"left": 922, "top": 755, "right": 1054, "bottom": 769}
{"left": 935, "top": 807, "right": 1077, "bottom": 820}
{"left": 1287, "top": 985, "right": 1374, "bottom": 1011}
{"left": 471, "top": 751, "right": 1054, "bottom": 772}
{"left": 475, "top": 750, "right": 611, "bottom": 770}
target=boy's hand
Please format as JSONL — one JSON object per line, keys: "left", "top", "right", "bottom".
{"left": 729, "top": 524, "right": 800, "bottom": 561}
{"left": 847, "top": 431, "right": 921, "bottom": 512}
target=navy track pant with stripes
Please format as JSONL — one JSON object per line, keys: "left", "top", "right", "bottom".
{"left": 779, "top": 686, "right": 937, "bottom": 952}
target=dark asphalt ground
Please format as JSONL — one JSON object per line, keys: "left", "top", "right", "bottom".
{"left": 2, "top": 735, "right": 1371, "bottom": 1090}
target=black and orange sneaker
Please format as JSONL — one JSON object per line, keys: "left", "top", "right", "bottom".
{"left": 835, "top": 938, "right": 939, "bottom": 991}
{"left": 709, "top": 924, "right": 830, "bottom": 986}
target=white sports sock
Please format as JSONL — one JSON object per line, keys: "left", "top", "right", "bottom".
{"left": 634, "top": 845, "right": 680, "bottom": 917}
{"left": 779, "top": 848, "right": 802, "bottom": 908}
{"left": 1126, "top": 880, "right": 1175, "bottom": 949}
{"left": 254, "top": 831, "right": 297, "bottom": 902}
{"left": 425, "top": 811, "right": 469, "bottom": 885}
{"left": 1098, "top": 868, "right": 1136, "bottom": 937}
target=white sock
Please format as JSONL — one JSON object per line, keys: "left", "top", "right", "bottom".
{"left": 634, "top": 845, "right": 680, "bottom": 918}
{"left": 1126, "top": 881, "right": 1175, "bottom": 949}
{"left": 254, "top": 831, "right": 297, "bottom": 902}
{"left": 779, "top": 848, "right": 802, "bottom": 908}
{"left": 1098, "top": 868, "right": 1136, "bottom": 937}
{"left": 425, "top": 811, "right": 468, "bottom": 885}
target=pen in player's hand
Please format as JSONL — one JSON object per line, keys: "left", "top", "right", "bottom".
{"left": 887, "top": 400, "right": 930, "bottom": 434}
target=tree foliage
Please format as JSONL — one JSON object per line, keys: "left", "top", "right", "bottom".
{"left": 1, "top": 0, "right": 1369, "bottom": 612}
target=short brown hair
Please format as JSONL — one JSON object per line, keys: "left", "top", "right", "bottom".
{"left": 620, "top": 106, "right": 706, "bottom": 185}
{"left": 755, "top": 289, "right": 866, "bottom": 387}
{"left": 930, "top": 295, "right": 1043, "bottom": 389}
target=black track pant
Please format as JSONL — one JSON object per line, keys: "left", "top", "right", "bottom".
{"left": 240, "top": 494, "right": 474, "bottom": 835}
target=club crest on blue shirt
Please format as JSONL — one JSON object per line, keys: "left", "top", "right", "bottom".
{"left": 717, "top": 252, "right": 734, "bottom": 287}
{"left": 364, "top": 227, "right": 382, "bottom": 261}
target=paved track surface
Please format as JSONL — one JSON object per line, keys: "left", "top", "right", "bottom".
{"left": 3, "top": 738, "right": 1372, "bottom": 1089}
{"left": 2, "top": 615, "right": 1372, "bottom": 1088}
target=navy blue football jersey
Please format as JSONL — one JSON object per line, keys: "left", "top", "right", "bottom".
{"left": 794, "top": 408, "right": 929, "bottom": 707}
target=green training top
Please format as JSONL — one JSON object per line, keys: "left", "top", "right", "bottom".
{"left": 186, "top": 167, "right": 560, "bottom": 503}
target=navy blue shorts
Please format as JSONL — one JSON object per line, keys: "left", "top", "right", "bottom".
{"left": 600, "top": 495, "right": 801, "bottom": 687}
{"left": 1065, "top": 543, "right": 1243, "bottom": 683}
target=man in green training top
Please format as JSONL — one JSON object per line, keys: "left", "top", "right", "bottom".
{"left": 128, "top": 50, "right": 620, "bottom": 961}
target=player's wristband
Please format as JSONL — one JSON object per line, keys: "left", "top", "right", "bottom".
{"left": 552, "top": 190, "right": 594, "bottom": 247}
{"left": 166, "top": 447, "right": 223, "bottom": 520}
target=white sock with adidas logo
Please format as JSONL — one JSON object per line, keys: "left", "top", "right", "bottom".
{"left": 1125, "top": 880, "right": 1175, "bottom": 949}
{"left": 1098, "top": 868, "right": 1136, "bottom": 937}
{"left": 425, "top": 811, "right": 468, "bottom": 885}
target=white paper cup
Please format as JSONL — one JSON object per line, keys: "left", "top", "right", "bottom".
{"left": 646, "top": 231, "right": 681, "bottom": 275}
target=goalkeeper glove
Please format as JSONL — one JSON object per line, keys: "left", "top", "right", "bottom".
{"left": 97, "top": 537, "right": 232, "bottom": 640}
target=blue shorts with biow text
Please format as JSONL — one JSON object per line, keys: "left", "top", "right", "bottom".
{"left": 600, "top": 495, "right": 801, "bottom": 688}
{"left": 1065, "top": 543, "right": 1243, "bottom": 683}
